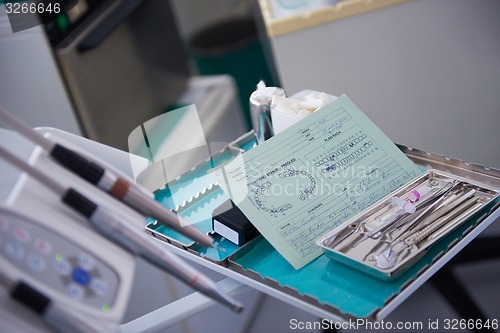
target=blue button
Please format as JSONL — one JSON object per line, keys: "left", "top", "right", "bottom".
{"left": 5, "top": 241, "right": 24, "bottom": 260}
{"left": 28, "top": 254, "right": 46, "bottom": 271}
{"left": 71, "top": 268, "right": 91, "bottom": 286}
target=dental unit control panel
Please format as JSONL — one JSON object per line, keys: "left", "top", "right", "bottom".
{"left": 0, "top": 208, "right": 120, "bottom": 312}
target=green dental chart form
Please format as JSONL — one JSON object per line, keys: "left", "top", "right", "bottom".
{"left": 214, "top": 95, "right": 422, "bottom": 269}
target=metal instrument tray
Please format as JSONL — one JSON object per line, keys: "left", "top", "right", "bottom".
{"left": 145, "top": 132, "right": 500, "bottom": 320}
{"left": 226, "top": 140, "right": 500, "bottom": 320}
{"left": 317, "top": 169, "right": 498, "bottom": 280}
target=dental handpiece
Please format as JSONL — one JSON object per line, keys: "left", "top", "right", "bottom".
{"left": 0, "top": 105, "right": 214, "bottom": 248}
{"left": 0, "top": 145, "right": 243, "bottom": 313}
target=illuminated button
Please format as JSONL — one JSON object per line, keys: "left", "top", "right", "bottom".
{"left": 28, "top": 254, "right": 46, "bottom": 271}
{"left": 66, "top": 283, "right": 84, "bottom": 300}
{"left": 0, "top": 218, "right": 9, "bottom": 233}
{"left": 72, "top": 268, "right": 91, "bottom": 286}
{"left": 12, "top": 227, "right": 31, "bottom": 243}
{"left": 54, "top": 259, "right": 71, "bottom": 276}
{"left": 77, "top": 254, "right": 95, "bottom": 271}
{"left": 90, "top": 279, "right": 109, "bottom": 296}
{"left": 34, "top": 239, "right": 52, "bottom": 255}
{"left": 5, "top": 242, "right": 24, "bottom": 260}
{"left": 56, "top": 14, "right": 69, "bottom": 31}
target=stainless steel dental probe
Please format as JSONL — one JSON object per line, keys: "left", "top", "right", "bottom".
{"left": 0, "top": 145, "right": 243, "bottom": 313}
{"left": 350, "top": 182, "right": 457, "bottom": 249}
{"left": 376, "top": 189, "right": 477, "bottom": 270}
{"left": 325, "top": 181, "right": 456, "bottom": 250}
{"left": 0, "top": 105, "right": 214, "bottom": 248}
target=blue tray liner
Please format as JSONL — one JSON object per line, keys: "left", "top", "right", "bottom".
{"left": 149, "top": 149, "right": 240, "bottom": 259}
{"left": 238, "top": 139, "right": 256, "bottom": 151}
{"left": 232, "top": 198, "right": 499, "bottom": 318}
{"left": 198, "top": 233, "right": 241, "bottom": 262}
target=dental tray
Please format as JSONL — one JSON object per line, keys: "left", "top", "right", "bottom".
{"left": 316, "top": 170, "right": 499, "bottom": 280}
{"left": 145, "top": 131, "right": 500, "bottom": 320}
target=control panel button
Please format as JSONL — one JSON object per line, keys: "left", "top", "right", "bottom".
{"left": 34, "top": 239, "right": 52, "bottom": 255}
{"left": 28, "top": 254, "right": 46, "bottom": 271}
{"left": 54, "top": 259, "right": 71, "bottom": 276}
{"left": 77, "top": 254, "right": 95, "bottom": 271}
{"left": 12, "top": 227, "right": 31, "bottom": 243}
{"left": 72, "top": 267, "right": 91, "bottom": 286}
{"left": 5, "top": 241, "right": 24, "bottom": 260}
{"left": 90, "top": 279, "right": 109, "bottom": 296}
{"left": 66, "top": 283, "right": 85, "bottom": 300}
